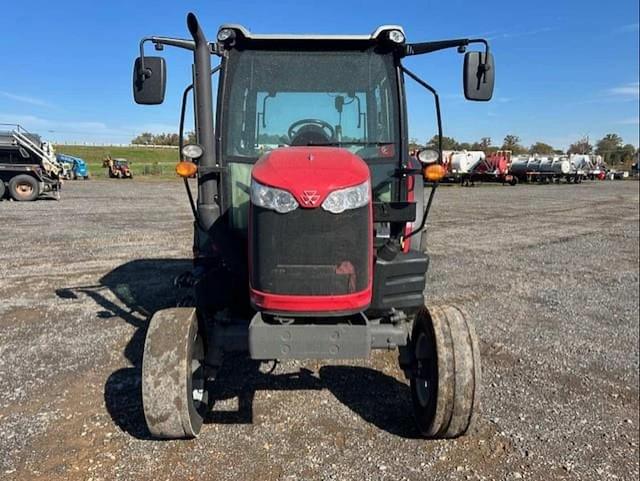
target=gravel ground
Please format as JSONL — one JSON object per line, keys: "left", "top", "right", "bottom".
{"left": 0, "top": 179, "right": 638, "bottom": 481}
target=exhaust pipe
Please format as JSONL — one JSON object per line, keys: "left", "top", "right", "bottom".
{"left": 187, "top": 12, "right": 219, "bottom": 231}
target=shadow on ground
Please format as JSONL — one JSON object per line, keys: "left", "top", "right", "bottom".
{"left": 56, "top": 259, "right": 420, "bottom": 441}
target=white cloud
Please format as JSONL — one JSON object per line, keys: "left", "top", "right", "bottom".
{"left": 0, "top": 91, "right": 54, "bottom": 108}
{"left": 607, "top": 82, "right": 640, "bottom": 99}
{"left": 487, "top": 27, "right": 553, "bottom": 41}
{"left": 617, "top": 117, "right": 640, "bottom": 125}
{"left": 0, "top": 112, "right": 183, "bottom": 144}
{"left": 616, "top": 23, "right": 639, "bottom": 33}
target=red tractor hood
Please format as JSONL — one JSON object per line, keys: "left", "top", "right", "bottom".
{"left": 251, "top": 147, "right": 370, "bottom": 207}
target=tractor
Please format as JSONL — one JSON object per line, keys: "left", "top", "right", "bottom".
{"left": 57, "top": 153, "right": 90, "bottom": 179}
{"left": 133, "top": 13, "right": 494, "bottom": 439}
{"left": 103, "top": 156, "right": 133, "bottom": 178}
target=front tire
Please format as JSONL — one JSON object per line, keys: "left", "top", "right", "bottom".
{"left": 409, "top": 305, "right": 481, "bottom": 438}
{"left": 142, "top": 308, "right": 209, "bottom": 439}
{"left": 9, "top": 175, "right": 39, "bottom": 201}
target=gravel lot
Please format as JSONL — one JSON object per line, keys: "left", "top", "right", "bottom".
{"left": 1, "top": 179, "right": 638, "bottom": 481}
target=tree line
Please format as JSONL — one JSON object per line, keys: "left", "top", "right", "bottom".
{"left": 411, "top": 133, "right": 639, "bottom": 163}
{"left": 133, "top": 131, "right": 638, "bottom": 164}
{"left": 132, "top": 131, "right": 196, "bottom": 146}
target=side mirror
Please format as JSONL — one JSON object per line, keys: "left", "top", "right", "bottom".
{"left": 133, "top": 56, "right": 166, "bottom": 105}
{"left": 463, "top": 51, "right": 495, "bottom": 101}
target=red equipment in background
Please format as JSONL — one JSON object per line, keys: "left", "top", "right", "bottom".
{"left": 474, "top": 150, "right": 516, "bottom": 184}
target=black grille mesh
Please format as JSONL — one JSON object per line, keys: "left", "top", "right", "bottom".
{"left": 251, "top": 205, "right": 370, "bottom": 296}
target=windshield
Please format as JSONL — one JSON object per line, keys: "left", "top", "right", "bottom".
{"left": 221, "top": 49, "right": 399, "bottom": 161}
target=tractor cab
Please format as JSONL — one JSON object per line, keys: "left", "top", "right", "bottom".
{"left": 214, "top": 26, "right": 425, "bottom": 316}
{"left": 113, "top": 159, "right": 129, "bottom": 169}
{"left": 217, "top": 26, "right": 403, "bottom": 207}
{"left": 103, "top": 157, "right": 133, "bottom": 179}
{"left": 133, "top": 13, "right": 494, "bottom": 440}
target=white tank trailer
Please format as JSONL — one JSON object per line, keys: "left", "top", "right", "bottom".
{"left": 569, "top": 154, "right": 593, "bottom": 171}
{"left": 448, "top": 150, "right": 486, "bottom": 174}
{"left": 510, "top": 155, "right": 571, "bottom": 175}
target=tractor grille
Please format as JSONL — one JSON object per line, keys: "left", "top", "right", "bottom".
{"left": 250, "top": 205, "right": 370, "bottom": 296}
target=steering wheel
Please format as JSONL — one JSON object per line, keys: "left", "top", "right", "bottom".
{"left": 288, "top": 119, "right": 335, "bottom": 146}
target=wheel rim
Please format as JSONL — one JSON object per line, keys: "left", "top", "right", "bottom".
{"left": 414, "top": 332, "right": 436, "bottom": 408}
{"left": 190, "top": 332, "right": 207, "bottom": 416}
{"left": 17, "top": 183, "right": 33, "bottom": 195}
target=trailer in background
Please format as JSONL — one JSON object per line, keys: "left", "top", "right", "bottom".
{"left": 509, "top": 155, "right": 583, "bottom": 184}
{"left": 472, "top": 150, "right": 517, "bottom": 185}
{"left": 441, "top": 150, "right": 516, "bottom": 186}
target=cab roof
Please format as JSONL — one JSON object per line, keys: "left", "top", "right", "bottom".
{"left": 217, "top": 24, "right": 406, "bottom": 43}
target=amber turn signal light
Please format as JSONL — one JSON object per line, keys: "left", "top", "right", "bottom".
{"left": 424, "top": 163, "right": 446, "bottom": 182}
{"left": 176, "top": 161, "right": 198, "bottom": 178}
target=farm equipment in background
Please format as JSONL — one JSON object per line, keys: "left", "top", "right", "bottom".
{"left": 132, "top": 13, "right": 495, "bottom": 439}
{"left": 510, "top": 154, "right": 583, "bottom": 184}
{"left": 58, "top": 156, "right": 75, "bottom": 180}
{"left": 464, "top": 149, "right": 515, "bottom": 185}
{"left": 578, "top": 155, "right": 608, "bottom": 180}
{"left": 442, "top": 149, "right": 516, "bottom": 186}
{"left": 57, "top": 153, "right": 90, "bottom": 179}
{"left": 0, "top": 124, "right": 62, "bottom": 201}
{"left": 103, "top": 156, "right": 133, "bottom": 178}
{"left": 442, "top": 150, "right": 485, "bottom": 184}
{"left": 479, "top": 150, "right": 516, "bottom": 185}
{"left": 607, "top": 169, "right": 629, "bottom": 180}
{"left": 578, "top": 155, "right": 609, "bottom": 181}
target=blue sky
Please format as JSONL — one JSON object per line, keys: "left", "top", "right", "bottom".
{"left": 0, "top": 0, "right": 638, "bottom": 149}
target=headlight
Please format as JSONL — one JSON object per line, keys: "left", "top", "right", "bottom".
{"left": 388, "top": 29, "right": 405, "bottom": 44}
{"left": 250, "top": 179, "right": 299, "bottom": 214}
{"left": 181, "top": 144, "right": 203, "bottom": 160}
{"left": 217, "top": 28, "right": 236, "bottom": 42}
{"left": 321, "top": 181, "right": 370, "bottom": 214}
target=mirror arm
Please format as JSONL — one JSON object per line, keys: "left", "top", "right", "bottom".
{"left": 178, "top": 65, "right": 222, "bottom": 229}
{"left": 151, "top": 36, "right": 195, "bottom": 51}
{"left": 401, "top": 66, "right": 443, "bottom": 163}
{"left": 404, "top": 38, "right": 470, "bottom": 56}
{"left": 404, "top": 38, "right": 491, "bottom": 83}
{"left": 178, "top": 84, "right": 194, "bottom": 157}
{"left": 137, "top": 38, "right": 153, "bottom": 80}
{"left": 400, "top": 66, "right": 444, "bottom": 241}
{"left": 179, "top": 66, "right": 222, "bottom": 155}
{"left": 467, "top": 39, "right": 491, "bottom": 82}
{"left": 138, "top": 36, "right": 197, "bottom": 80}
{"left": 404, "top": 37, "right": 488, "bottom": 57}
{"left": 404, "top": 182, "right": 438, "bottom": 241}
{"left": 404, "top": 37, "right": 491, "bottom": 86}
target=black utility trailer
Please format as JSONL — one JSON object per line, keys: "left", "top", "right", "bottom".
{"left": 132, "top": 13, "right": 495, "bottom": 439}
{"left": 0, "top": 126, "right": 62, "bottom": 201}
{"left": 521, "top": 171, "right": 584, "bottom": 184}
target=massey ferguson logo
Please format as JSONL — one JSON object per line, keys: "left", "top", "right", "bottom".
{"left": 301, "top": 190, "right": 320, "bottom": 206}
